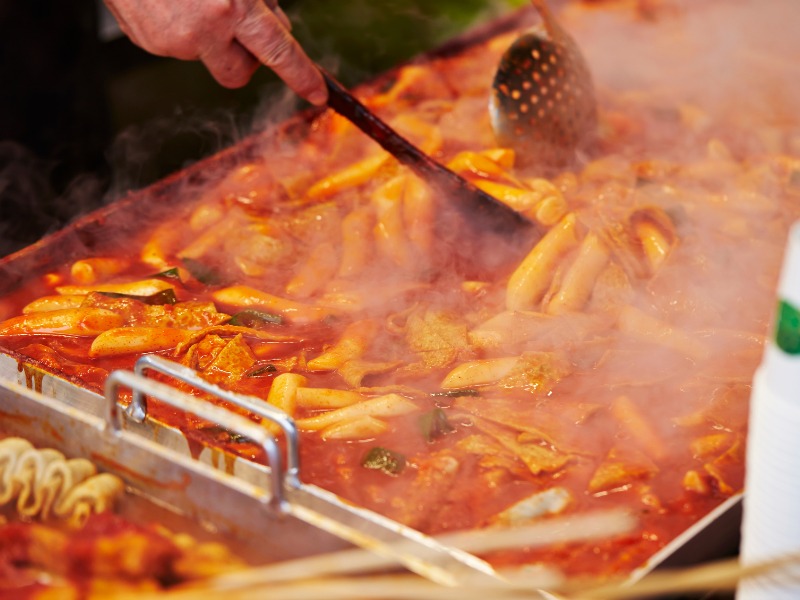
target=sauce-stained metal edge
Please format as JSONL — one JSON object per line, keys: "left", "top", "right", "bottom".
{"left": 0, "top": 357, "right": 513, "bottom": 588}
{"left": 0, "top": 350, "right": 742, "bottom": 585}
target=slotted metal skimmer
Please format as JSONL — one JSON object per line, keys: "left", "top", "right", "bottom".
{"left": 490, "top": 0, "right": 597, "bottom": 171}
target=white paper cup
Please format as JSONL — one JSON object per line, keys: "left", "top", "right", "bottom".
{"left": 738, "top": 368, "right": 800, "bottom": 598}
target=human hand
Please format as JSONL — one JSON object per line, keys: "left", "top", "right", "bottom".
{"left": 102, "top": 0, "right": 327, "bottom": 105}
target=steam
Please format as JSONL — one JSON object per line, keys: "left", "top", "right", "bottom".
{"left": 105, "top": 107, "right": 244, "bottom": 195}
{"left": 0, "top": 0, "right": 796, "bottom": 570}
{"left": 544, "top": 0, "right": 800, "bottom": 455}
{"left": 0, "top": 142, "right": 106, "bottom": 257}
{"left": 0, "top": 110, "right": 248, "bottom": 260}
{"left": 571, "top": 0, "right": 800, "bottom": 132}
{"left": 0, "top": 0, "right": 528, "bottom": 260}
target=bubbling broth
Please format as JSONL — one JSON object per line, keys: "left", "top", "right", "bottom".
{"left": 1, "top": 0, "right": 799, "bottom": 579}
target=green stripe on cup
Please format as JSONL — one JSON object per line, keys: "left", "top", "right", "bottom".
{"left": 776, "top": 300, "right": 800, "bottom": 354}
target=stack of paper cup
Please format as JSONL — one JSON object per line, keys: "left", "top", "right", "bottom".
{"left": 738, "top": 222, "right": 800, "bottom": 599}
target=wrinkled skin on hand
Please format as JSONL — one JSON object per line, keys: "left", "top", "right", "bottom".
{"left": 102, "top": 0, "right": 327, "bottom": 104}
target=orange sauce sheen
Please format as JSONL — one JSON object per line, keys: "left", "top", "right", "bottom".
{"left": 1, "top": 0, "right": 798, "bottom": 583}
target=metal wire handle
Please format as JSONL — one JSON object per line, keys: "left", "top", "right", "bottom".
{"left": 104, "top": 368, "right": 289, "bottom": 511}
{"left": 129, "top": 354, "right": 301, "bottom": 485}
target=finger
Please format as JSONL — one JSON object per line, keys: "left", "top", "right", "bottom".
{"left": 200, "top": 39, "right": 260, "bottom": 89}
{"left": 236, "top": 4, "right": 327, "bottom": 105}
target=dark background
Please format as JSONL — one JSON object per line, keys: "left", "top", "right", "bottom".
{"left": 0, "top": 0, "right": 522, "bottom": 257}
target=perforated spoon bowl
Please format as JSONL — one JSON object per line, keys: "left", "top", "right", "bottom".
{"left": 490, "top": 0, "right": 597, "bottom": 171}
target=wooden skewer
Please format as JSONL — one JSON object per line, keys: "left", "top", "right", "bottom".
{"left": 150, "top": 550, "right": 800, "bottom": 600}
{"left": 136, "top": 508, "right": 634, "bottom": 600}
{"left": 131, "top": 519, "right": 800, "bottom": 600}
{"left": 160, "top": 574, "right": 548, "bottom": 600}
{"left": 562, "top": 551, "right": 800, "bottom": 600}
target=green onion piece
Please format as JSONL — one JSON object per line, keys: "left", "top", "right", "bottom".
{"left": 362, "top": 447, "right": 406, "bottom": 476}
{"left": 419, "top": 408, "right": 455, "bottom": 442}
{"left": 229, "top": 309, "right": 283, "bottom": 328}
{"left": 151, "top": 267, "right": 182, "bottom": 281}
{"left": 431, "top": 389, "right": 479, "bottom": 398}
{"left": 99, "top": 288, "right": 177, "bottom": 305}
{"left": 181, "top": 257, "right": 222, "bottom": 285}
{"left": 246, "top": 364, "right": 278, "bottom": 377}
{"left": 145, "top": 288, "right": 178, "bottom": 305}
